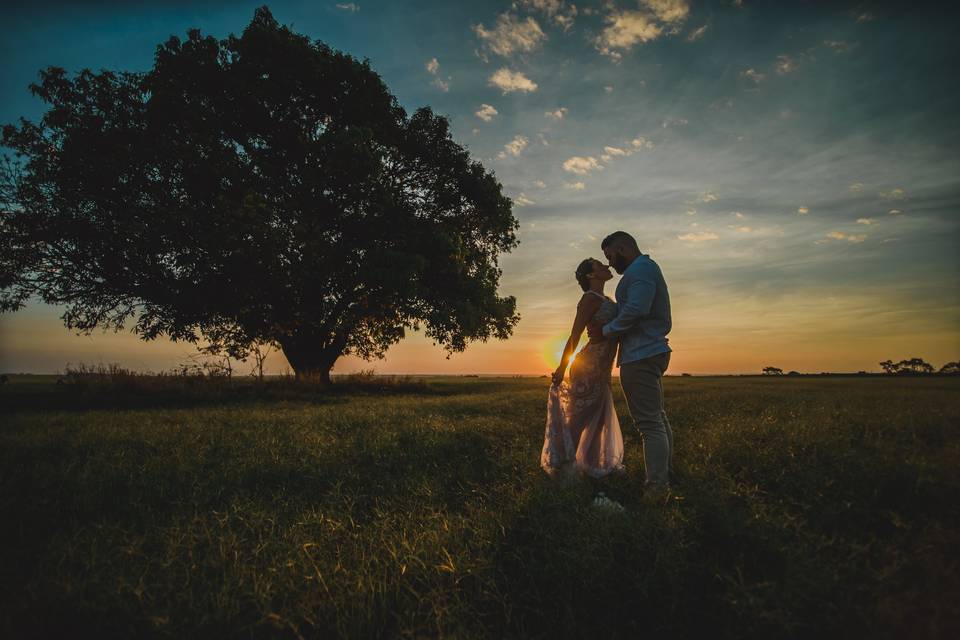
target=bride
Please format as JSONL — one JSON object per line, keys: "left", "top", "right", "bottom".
{"left": 541, "top": 258, "right": 625, "bottom": 478}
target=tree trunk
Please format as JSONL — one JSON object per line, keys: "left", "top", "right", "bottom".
{"left": 278, "top": 329, "right": 346, "bottom": 385}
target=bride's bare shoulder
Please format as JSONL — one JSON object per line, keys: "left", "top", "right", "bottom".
{"left": 576, "top": 291, "right": 603, "bottom": 309}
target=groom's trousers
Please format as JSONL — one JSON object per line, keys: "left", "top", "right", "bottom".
{"left": 619, "top": 351, "right": 673, "bottom": 487}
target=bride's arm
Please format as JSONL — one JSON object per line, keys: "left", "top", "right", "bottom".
{"left": 552, "top": 294, "right": 602, "bottom": 385}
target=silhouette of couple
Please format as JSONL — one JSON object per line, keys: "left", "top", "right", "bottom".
{"left": 541, "top": 231, "right": 673, "bottom": 505}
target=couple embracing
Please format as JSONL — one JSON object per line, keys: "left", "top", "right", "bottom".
{"left": 541, "top": 231, "right": 674, "bottom": 505}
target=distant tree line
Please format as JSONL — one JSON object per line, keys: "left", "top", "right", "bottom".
{"left": 760, "top": 358, "right": 959, "bottom": 375}
{"left": 880, "top": 358, "right": 959, "bottom": 375}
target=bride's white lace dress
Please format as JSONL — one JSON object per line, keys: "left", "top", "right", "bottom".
{"left": 541, "top": 292, "right": 625, "bottom": 478}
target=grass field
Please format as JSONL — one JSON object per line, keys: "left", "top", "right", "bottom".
{"left": 1, "top": 374, "right": 958, "bottom": 639}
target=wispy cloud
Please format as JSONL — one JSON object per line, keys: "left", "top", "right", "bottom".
{"left": 824, "top": 231, "right": 866, "bottom": 243}
{"left": 856, "top": 218, "right": 875, "bottom": 225}
{"left": 880, "top": 187, "right": 906, "bottom": 200}
{"left": 489, "top": 68, "right": 538, "bottom": 93}
{"left": 565, "top": 181, "right": 586, "bottom": 190}
{"left": 475, "top": 103, "right": 498, "bottom": 122}
{"left": 642, "top": 0, "right": 691, "bottom": 24}
{"left": 518, "top": 0, "right": 578, "bottom": 31}
{"left": 741, "top": 68, "right": 766, "bottom": 83}
{"left": 686, "top": 24, "right": 708, "bottom": 41}
{"left": 823, "top": 39, "right": 854, "bottom": 53}
{"left": 424, "top": 57, "right": 449, "bottom": 92}
{"left": 335, "top": 3, "right": 359, "bottom": 12}
{"left": 563, "top": 156, "right": 602, "bottom": 175}
{"left": 498, "top": 135, "right": 529, "bottom": 159}
{"left": 775, "top": 54, "right": 798, "bottom": 74}
{"left": 545, "top": 107, "right": 568, "bottom": 120}
{"left": 514, "top": 193, "right": 536, "bottom": 207}
{"left": 678, "top": 231, "right": 719, "bottom": 243}
{"left": 698, "top": 191, "right": 718, "bottom": 203}
{"left": 595, "top": 11, "right": 663, "bottom": 60}
{"left": 797, "top": 206, "right": 809, "bottom": 215}
{"left": 474, "top": 13, "right": 546, "bottom": 57}
{"left": 631, "top": 136, "right": 655, "bottom": 149}
{"left": 848, "top": 182, "right": 864, "bottom": 192}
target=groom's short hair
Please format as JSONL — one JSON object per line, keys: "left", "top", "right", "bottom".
{"left": 601, "top": 231, "right": 639, "bottom": 251}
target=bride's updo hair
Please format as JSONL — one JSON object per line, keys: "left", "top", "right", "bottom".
{"left": 575, "top": 258, "right": 597, "bottom": 292}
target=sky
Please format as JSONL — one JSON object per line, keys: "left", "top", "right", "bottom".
{"left": 1, "top": 0, "right": 958, "bottom": 375}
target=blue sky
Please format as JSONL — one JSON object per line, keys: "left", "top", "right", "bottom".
{"left": 1, "top": 0, "right": 958, "bottom": 374}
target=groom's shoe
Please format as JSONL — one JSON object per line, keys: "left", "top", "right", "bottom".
{"left": 641, "top": 483, "right": 671, "bottom": 506}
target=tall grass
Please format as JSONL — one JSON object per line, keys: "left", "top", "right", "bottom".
{"left": 0, "top": 376, "right": 957, "bottom": 638}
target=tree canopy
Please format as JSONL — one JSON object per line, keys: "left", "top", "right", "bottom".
{"left": 1, "top": 6, "right": 520, "bottom": 382}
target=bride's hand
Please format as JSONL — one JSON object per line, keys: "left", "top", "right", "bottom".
{"left": 551, "top": 367, "right": 565, "bottom": 386}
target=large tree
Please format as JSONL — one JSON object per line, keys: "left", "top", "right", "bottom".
{"left": 0, "top": 7, "right": 519, "bottom": 383}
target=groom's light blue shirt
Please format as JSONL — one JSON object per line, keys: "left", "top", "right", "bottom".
{"left": 602, "top": 254, "right": 672, "bottom": 366}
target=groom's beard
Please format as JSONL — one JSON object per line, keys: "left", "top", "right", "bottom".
{"left": 611, "top": 254, "right": 629, "bottom": 274}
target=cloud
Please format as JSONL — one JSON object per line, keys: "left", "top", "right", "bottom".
{"left": 848, "top": 182, "right": 864, "bottom": 192}
{"left": 823, "top": 40, "right": 854, "bottom": 53}
{"left": 518, "top": 0, "right": 578, "bottom": 31}
{"left": 888, "top": 209, "right": 903, "bottom": 215}
{"left": 335, "top": 3, "right": 359, "bottom": 12}
{"left": 475, "top": 103, "right": 498, "bottom": 122}
{"left": 741, "top": 68, "right": 766, "bottom": 83}
{"left": 775, "top": 54, "right": 798, "bottom": 74}
{"left": 532, "top": 179, "right": 547, "bottom": 189}
{"left": 489, "top": 68, "right": 538, "bottom": 93}
{"left": 880, "top": 187, "right": 906, "bottom": 200}
{"left": 797, "top": 206, "right": 809, "bottom": 215}
{"left": 856, "top": 12, "right": 876, "bottom": 23}
{"left": 563, "top": 156, "right": 602, "bottom": 175}
{"left": 686, "top": 24, "right": 708, "bottom": 41}
{"left": 595, "top": 10, "right": 663, "bottom": 59}
{"left": 565, "top": 181, "right": 586, "bottom": 190}
{"left": 631, "top": 136, "right": 655, "bottom": 149}
{"left": 686, "top": 208, "right": 697, "bottom": 216}
{"left": 825, "top": 231, "right": 866, "bottom": 243}
{"left": 545, "top": 107, "right": 568, "bottom": 120}
{"left": 425, "top": 57, "right": 449, "bottom": 91}
{"left": 856, "top": 218, "right": 875, "bottom": 225}
{"left": 732, "top": 211, "right": 745, "bottom": 219}
{"left": 661, "top": 117, "right": 688, "bottom": 128}
{"left": 604, "top": 85, "right": 614, "bottom": 93}
{"left": 642, "top": 0, "right": 690, "bottom": 23}
{"left": 514, "top": 193, "right": 536, "bottom": 207}
{"left": 678, "top": 231, "right": 719, "bottom": 243}
{"left": 473, "top": 14, "right": 546, "bottom": 57}
{"left": 698, "top": 191, "right": 718, "bottom": 203}
{"left": 498, "top": 135, "right": 529, "bottom": 159}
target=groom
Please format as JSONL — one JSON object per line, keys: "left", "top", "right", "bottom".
{"left": 588, "top": 231, "right": 673, "bottom": 504}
